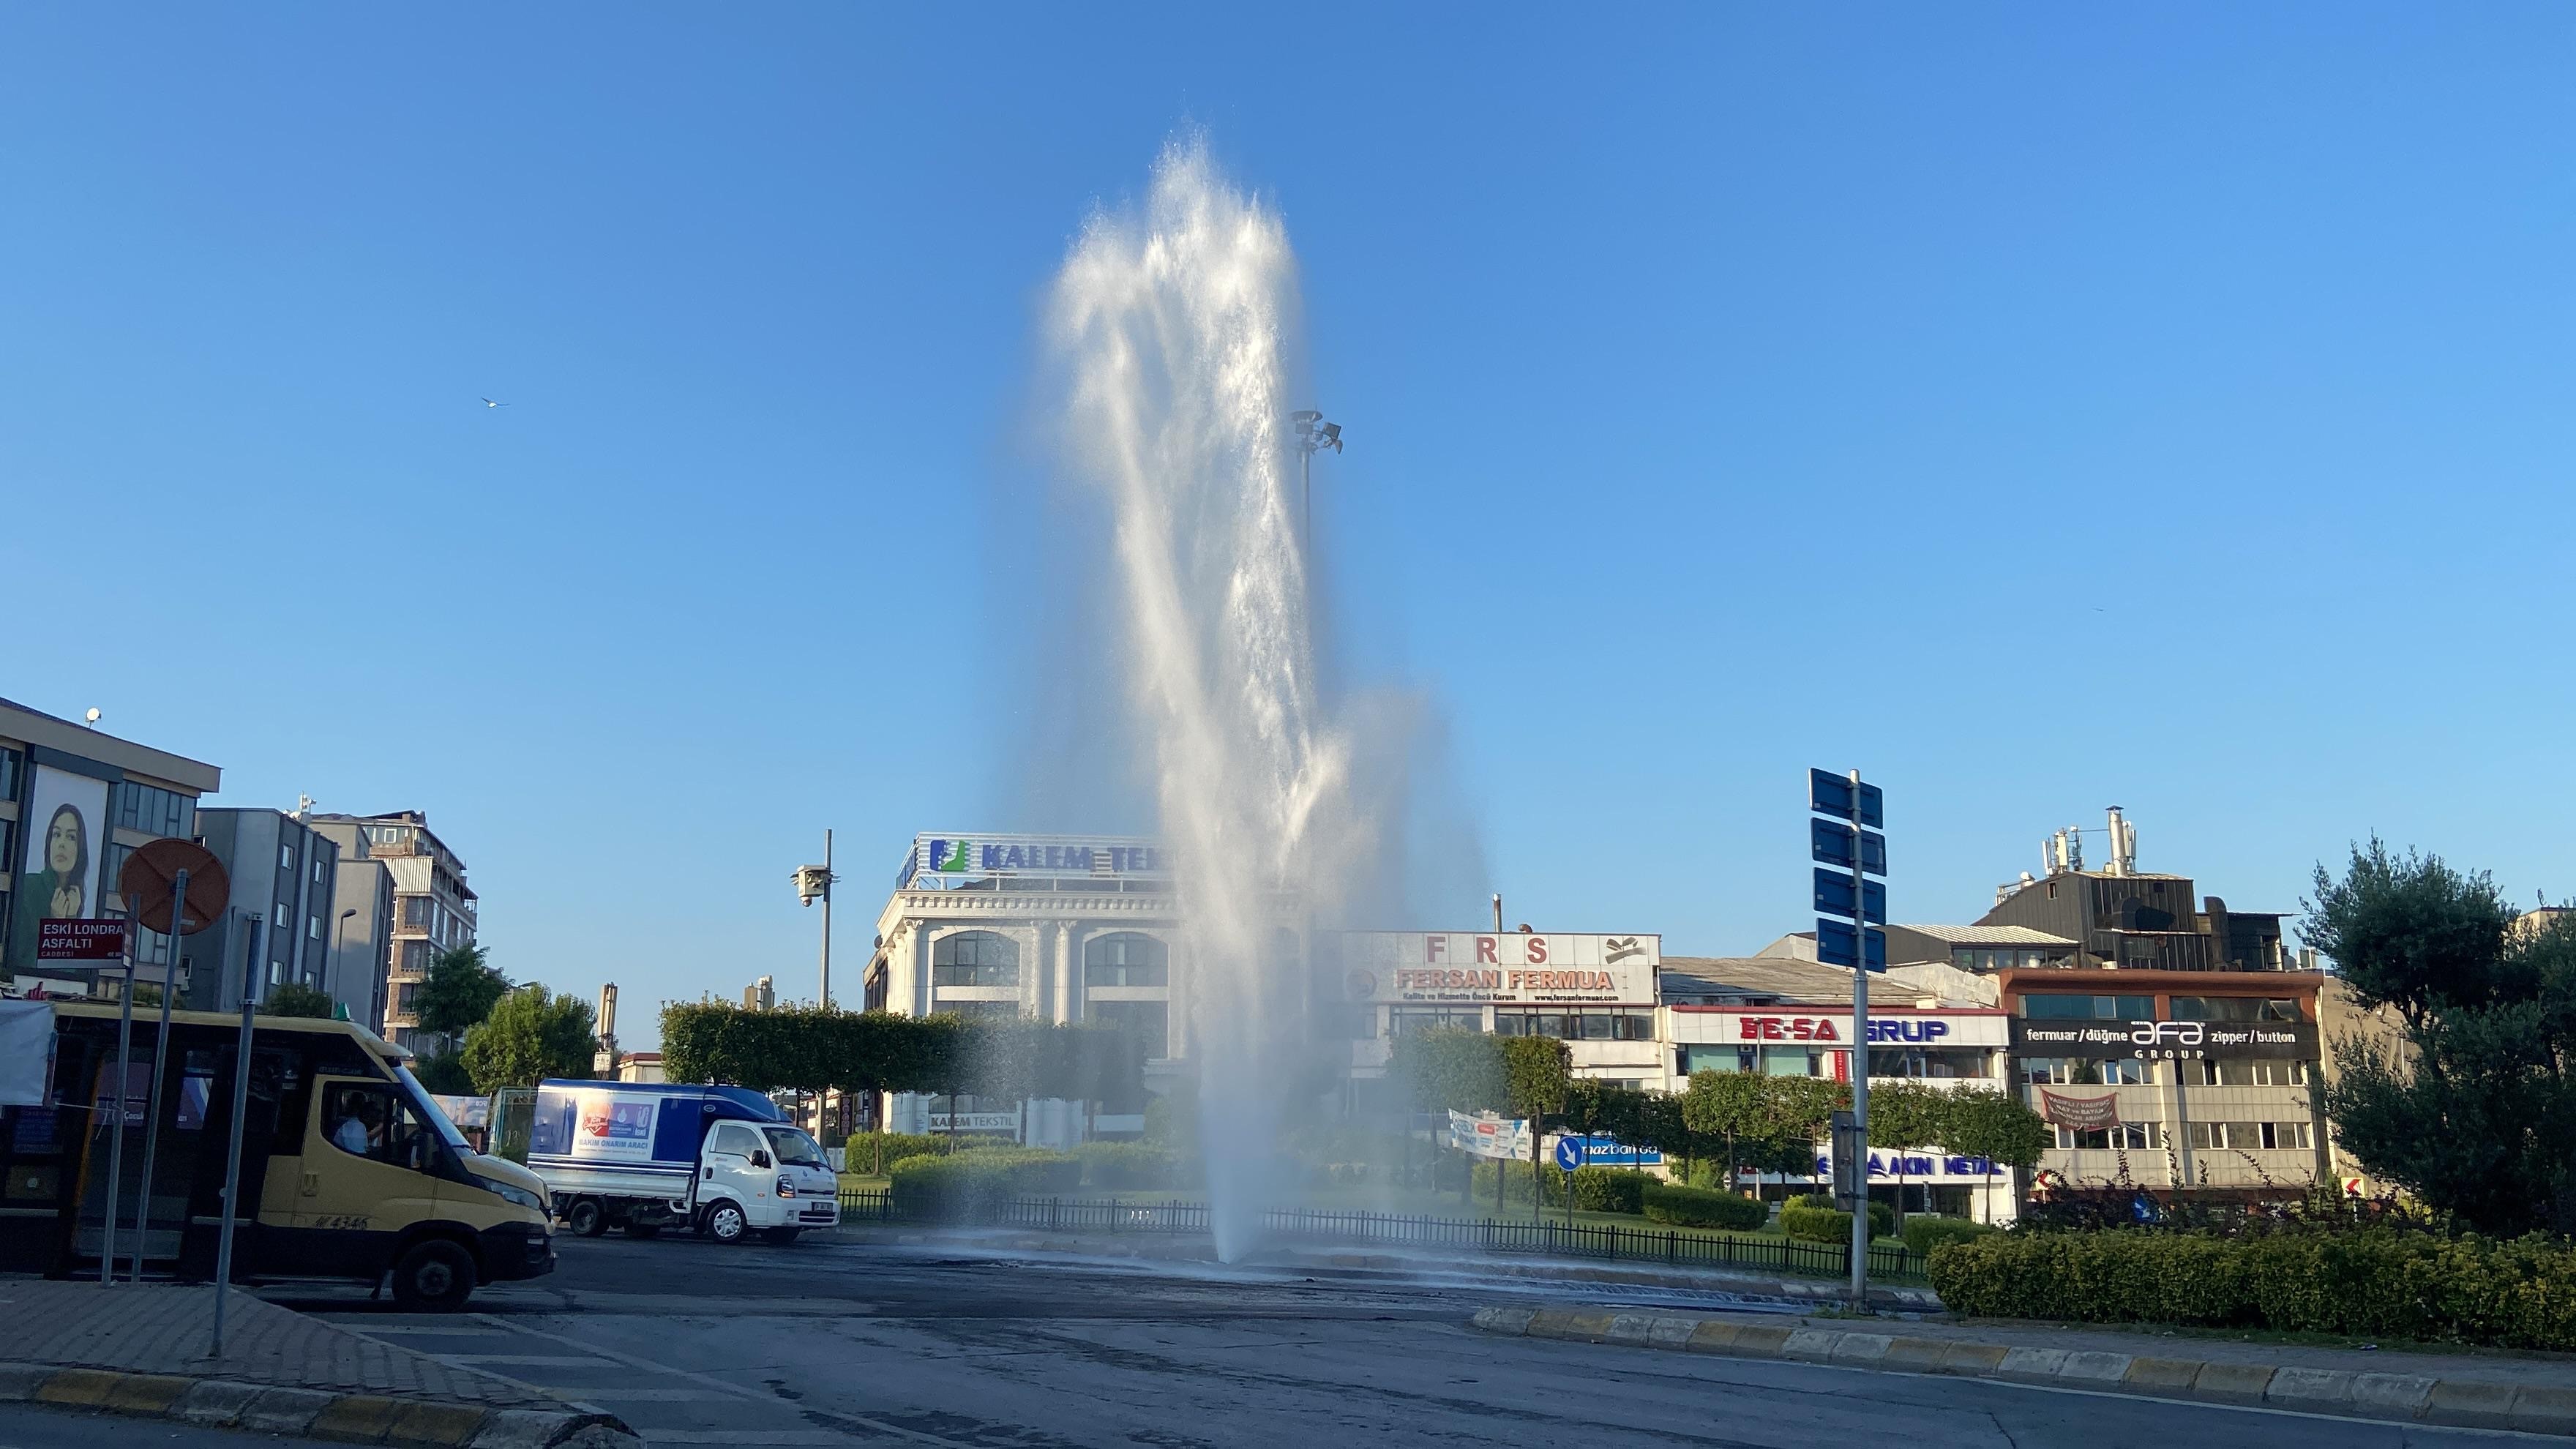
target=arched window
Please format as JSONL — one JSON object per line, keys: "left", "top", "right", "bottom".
{"left": 1082, "top": 932, "right": 1168, "bottom": 987}
{"left": 932, "top": 931, "right": 1020, "bottom": 988}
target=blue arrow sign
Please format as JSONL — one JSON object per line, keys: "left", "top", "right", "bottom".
{"left": 1553, "top": 1137, "right": 1586, "bottom": 1172}
{"left": 1808, "top": 769, "right": 1884, "bottom": 828}
{"left": 1809, "top": 820, "right": 1887, "bottom": 877}
{"left": 1816, "top": 919, "right": 1888, "bottom": 972}
{"left": 1813, "top": 868, "right": 1887, "bottom": 924}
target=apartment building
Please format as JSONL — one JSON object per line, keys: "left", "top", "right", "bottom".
{"left": 307, "top": 811, "right": 476, "bottom": 1048}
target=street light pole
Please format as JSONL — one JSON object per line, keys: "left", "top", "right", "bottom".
{"left": 818, "top": 829, "right": 834, "bottom": 1011}
{"left": 1289, "top": 410, "right": 1341, "bottom": 550}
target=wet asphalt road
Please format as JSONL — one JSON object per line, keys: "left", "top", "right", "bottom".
{"left": 242, "top": 1235, "right": 2535, "bottom": 1448}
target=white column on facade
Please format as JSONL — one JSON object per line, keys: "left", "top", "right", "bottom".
{"left": 1054, "top": 921, "right": 1077, "bottom": 1024}
{"left": 913, "top": 917, "right": 934, "bottom": 1018}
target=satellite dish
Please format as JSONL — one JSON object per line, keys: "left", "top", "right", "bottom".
{"left": 83, "top": 708, "right": 101, "bottom": 726}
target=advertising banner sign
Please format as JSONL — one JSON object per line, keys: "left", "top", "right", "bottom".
{"left": 550, "top": 1088, "right": 659, "bottom": 1161}
{"left": 929, "top": 1112, "right": 1019, "bottom": 1132}
{"left": 1448, "top": 1111, "right": 1531, "bottom": 1160}
{"left": 7, "top": 766, "right": 111, "bottom": 976}
{"left": 2011, "top": 1019, "right": 2316, "bottom": 1060}
{"left": 2039, "top": 1090, "right": 2123, "bottom": 1130}
{"left": 1815, "top": 1144, "right": 2007, "bottom": 1183}
{"left": 1549, "top": 1134, "right": 1663, "bottom": 1167}
{"left": 1340, "top": 932, "right": 1660, "bottom": 1005}
{"left": 37, "top": 919, "right": 125, "bottom": 961}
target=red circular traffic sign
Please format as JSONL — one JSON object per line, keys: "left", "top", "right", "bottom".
{"left": 119, "top": 839, "right": 229, "bottom": 936}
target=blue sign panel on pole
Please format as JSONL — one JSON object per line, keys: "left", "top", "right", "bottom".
{"left": 1808, "top": 770, "right": 1883, "bottom": 828}
{"left": 1816, "top": 919, "right": 1888, "bottom": 972}
{"left": 1809, "top": 820, "right": 1887, "bottom": 877}
{"left": 1553, "top": 1137, "right": 1586, "bottom": 1172}
{"left": 1812, "top": 869, "right": 1887, "bottom": 924}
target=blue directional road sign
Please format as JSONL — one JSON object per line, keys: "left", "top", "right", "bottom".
{"left": 1808, "top": 769, "right": 1884, "bottom": 828}
{"left": 1809, "top": 819, "right": 1887, "bottom": 876}
{"left": 1815, "top": 919, "right": 1888, "bottom": 971}
{"left": 1813, "top": 869, "right": 1887, "bottom": 924}
{"left": 1553, "top": 1137, "right": 1586, "bottom": 1172}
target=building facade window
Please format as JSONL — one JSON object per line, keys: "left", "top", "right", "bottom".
{"left": 400, "top": 940, "right": 431, "bottom": 972}
{"left": 2018, "top": 1057, "right": 2154, "bottom": 1086}
{"left": 1493, "top": 1008, "right": 1655, "bottom": 1041}
{"left": 2181, "top": 1057, "right": 2312, "bottom": 1087}
{"left": 931, "top": 931, "right": 1021, "bottom": 987}
{"left": 1082, "top": 932, "right": 1169, "bottom": 987}
{"left": 2056, "top": 1122, "right": 2160, "bottom": 1150}
{"left": 0, "top": 746, "right": 20, "bottom": 802}
{"left": 2170, "top": 996, "right": 2302, "bottom": 1022}
{"left": 402, "top": 896, "right": 433, "bottom": 927}
{"left": 932, "top": 999, "right": 1021, "bottom": 1022}
{"left": 1388, "top": 1008, "right": 1483, "bottom": 1036}
{"left": 1090, "top": 999, "right": 1169, "bottom": 1057}
{"left": 2019, "top": 993, "right": 2156, "bottom": 1020}
{"left": 1867, "top": 1047, "right": 1993, "bottom": 1079}
{"left": 111, "top": 781, "right": 192, "bottom": 839}
{"left": 2187, "top": 1120, "right": 2313, "bottom": 1151}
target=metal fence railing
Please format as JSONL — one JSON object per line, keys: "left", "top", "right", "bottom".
{"left": 834, "top": 1188, "right": 1925, "bottom": 1281}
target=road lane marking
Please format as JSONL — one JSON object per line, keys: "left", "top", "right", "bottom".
{"left": 640, "top": 1434, "right": 850, "bottom": 1445}
{"left": 567, "top": 1389, "right": 732, "bottom": 1402}
{"left": 638, "top": 1423, "right": 850, "bottom": 1433}
{"left": 446, "top": 1354, "right": 625, "bottom": 1367}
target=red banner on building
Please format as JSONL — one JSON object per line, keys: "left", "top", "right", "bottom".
{"left": 2039, "top": 1090, "right": 2122, "bottom": 1130}
{"left": 37, "top": 919, "right": 125, "bottom": 962}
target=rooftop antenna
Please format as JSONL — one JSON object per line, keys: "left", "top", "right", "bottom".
{"left": 83, "top": 708, "right": 101, "bottom": 729}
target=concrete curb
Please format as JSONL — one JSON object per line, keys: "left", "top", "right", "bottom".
{"left": 1469, "top": 1306, "right": 2576, "bottom": 1437}
{"left": 811, "top": 1223, "right": 1942, "bottom": 1310}
{"left": 0, "top": 1360, "right": 637, "bottom": 1448}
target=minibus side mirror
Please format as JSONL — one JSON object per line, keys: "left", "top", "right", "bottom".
{"left": 750, "top": 1150, "right": 772, "bottom": 1169}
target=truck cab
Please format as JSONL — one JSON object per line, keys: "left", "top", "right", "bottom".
{"left": 527, "top": 1080, "right": 837, "bottom": 1244}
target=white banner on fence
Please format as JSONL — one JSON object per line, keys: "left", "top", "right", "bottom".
{"left": 1448, "top": 1110, "right": 1531, "bottom": 1160}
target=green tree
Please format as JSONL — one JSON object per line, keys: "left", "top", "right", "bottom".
{"left": 1499, "top": 1036, "right": 1571, "bottom": 1221}
{"left": 1937, "top": 1086, "right": 2051, "bottom": 1174}
{"left": 1862, "top": 1079, "right": 1950, "bottom": 1229}
{"left": 2307, "top": 840, "right": 2576, "bottom": 1235}
{"left": 414, "top": 944, "right": 509, "bottom": 1041}
{"left": 412, "top": 1049, "right": 473, "bottom": 1096}
{"left": 1682, "top": 1072, "right": 1770, "bottom": 1193}
{"left": 460, "top": 985, "right": 599, "bottom": 1093}
{"left": 263, "top": 981, "right": 335, "bottom": 1019}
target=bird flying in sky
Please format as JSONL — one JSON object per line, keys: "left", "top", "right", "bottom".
{"left": 482, "top": 397, "right": 508, "bottom": 408}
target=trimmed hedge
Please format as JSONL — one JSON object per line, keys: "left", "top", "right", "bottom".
{"left": 1076, "top": 1141, "right": 1180, "bottom": 1189}
{"left": 1928, "top": 1230, "right": 2576, "bottom": 1351}
{"left": 1642, "top": 1183, "right": 1767, "bottom": 1231}
{"left": 1569, "top": 1165, "right": 1647, "bottom": 1215}
{"left": 1469, "top": 1159, "right": 1568, "bottom": 1206}
{"left": 1899, "top": 1216, "right": 1996, "bottom": 1257}
{"left": 845, "top": 1132, "right": 954, "bottom": 1174}
{"left": 1781, "top": 1193, "right": 1895, "bottom": 1244}
{"left": 886, "top": 1148, "right": 1082, "bottom": 1216}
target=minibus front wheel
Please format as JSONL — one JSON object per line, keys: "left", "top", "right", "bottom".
{"left": 391, "top": 1240, "right": 479, "bottom": 1312}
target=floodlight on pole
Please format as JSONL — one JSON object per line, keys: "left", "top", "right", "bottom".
{"left": 1289, "top": 410, "right": 1341, "bottom": 547}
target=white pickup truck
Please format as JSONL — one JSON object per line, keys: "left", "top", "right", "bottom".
{"left": 524, "top": 1080, "right": 839, "bottom": 1244}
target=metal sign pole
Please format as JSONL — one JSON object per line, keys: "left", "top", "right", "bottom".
{"left": 129, "top": 868, "right": 187, "bottom": 1281}
{"left": 1847, "top": 771, "right": 1871, "bottom": 1310}
{"left": 210, "top": 914, "right": 261, "bottom": 1361}
{"left": 100, "top": 938, "right": 138, "bottom": 1285}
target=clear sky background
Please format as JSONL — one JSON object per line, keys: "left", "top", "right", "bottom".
{"left": 7, "top": 7, "right": 2573, "bottom": 1041}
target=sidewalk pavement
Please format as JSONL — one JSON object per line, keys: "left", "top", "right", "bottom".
{"left": 1472, "top": 1301, "right": 2576, "bottom": 1437}
{"left": 812, "top": 1221, "right": 1941, "bottom": 1308}
{"left": 0, "top": 1278, "right": 631, "bottom": 1448}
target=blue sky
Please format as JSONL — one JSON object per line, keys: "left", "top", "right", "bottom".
{"left": 8, "top": 7, "right": 2574, "bottom": 1037}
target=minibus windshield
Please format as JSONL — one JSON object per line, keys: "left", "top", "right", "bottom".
{"left": 396, "top": 1066, "right": 473, "bottom": 1150}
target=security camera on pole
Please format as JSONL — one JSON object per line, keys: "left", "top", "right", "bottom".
{"left": 1808, "top": 768, "right": 1887, "bottom": 1310}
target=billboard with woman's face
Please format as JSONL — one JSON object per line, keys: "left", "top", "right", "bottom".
{"left": 6, "top": 766, "right": 111, "bottom": 975}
